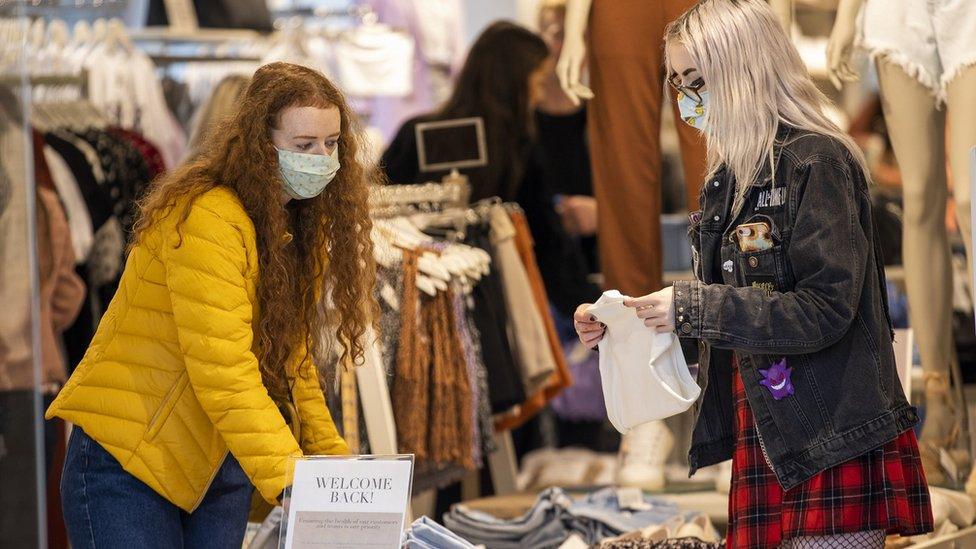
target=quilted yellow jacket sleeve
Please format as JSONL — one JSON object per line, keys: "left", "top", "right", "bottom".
{"left": 294, "top": 356, "right": 350, "bottom": 457}
{"left": 163, "top": 198, "right": 305, "bottom": 504}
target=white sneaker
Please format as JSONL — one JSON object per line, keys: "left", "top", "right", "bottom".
{"left": 615, "top": 420, "right": 674, "bottom": 491}
{"left": 675, "top": 514, "right": 718, "bottom": 542}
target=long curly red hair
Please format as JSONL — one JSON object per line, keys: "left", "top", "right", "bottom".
{"left": 133, "top": 62, "right": 376, "bottom": 401}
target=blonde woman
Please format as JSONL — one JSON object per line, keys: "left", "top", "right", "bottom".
{"left": 574, "top": 1, "right": 932, "bottom": 547}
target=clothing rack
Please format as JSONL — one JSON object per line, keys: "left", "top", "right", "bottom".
{"left": 130, "top": 27, "right": 265, "bottom": 44}
{"left": 366, "top": 177, "right": 520, "bottom": 505}
{"left": 369, "top": 175, "right": 471, "bottom": 216}
{"left": 148, "top": 53, "right": 263, "bottom": 65}
{"left": 272, "top": 5, "right": 378, "bottom": 25}
{"left": 0, "top": 71, "right": 88, "bottom": 93}
{"left": 361, "top": 175, "right": 474, "bottom": 461}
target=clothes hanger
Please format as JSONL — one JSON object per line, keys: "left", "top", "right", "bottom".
{"left": 71, "top": 20, "right": 91, "bottom": 50}
{"left": 30, "top": 18, "right": 46, "bottom": 52}
{"left": 31, "top": 103, "right": 51, "bottom": 132}
{"left": 103, "top": 18, "right": 134, "bottom": 57}
{"left": 91, "top": 19, "right": 108, "bottom": 46}
{"left": 371, "top": 223, "right": 441, "bottom": 297}
{"left": 379, "top": 218, "right": 454, "bottom": 282}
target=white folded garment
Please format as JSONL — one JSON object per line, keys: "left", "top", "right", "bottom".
{"left": 588, "top": 290, "right": 701, "bottom": 434}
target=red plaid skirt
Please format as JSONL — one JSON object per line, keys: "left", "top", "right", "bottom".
{"left": 727, "top": 360, "right": 933, "bottom": 548}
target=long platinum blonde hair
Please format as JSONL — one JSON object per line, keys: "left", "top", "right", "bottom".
{"left": 665, "top": 0, "right": 868, "bottom": 213}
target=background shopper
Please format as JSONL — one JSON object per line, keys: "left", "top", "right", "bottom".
{"left": 535, "top": 0, "right": 599, "bottom": 273}
{"left": 381, "top": 20, "right": 598, "bottom": 319}
{"left": 46, "top": 62, "right": 374, "bottom": 548}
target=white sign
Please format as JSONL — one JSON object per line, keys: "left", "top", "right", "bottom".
{"left": 282, "top": 456, "right": 414, "bottom": 549}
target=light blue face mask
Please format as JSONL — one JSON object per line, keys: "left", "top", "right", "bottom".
{"left": 677, "top": 90, "right": 709, "bottom": 132}
{"left": 276, "top": 145, "right": 341, "bottom": 200}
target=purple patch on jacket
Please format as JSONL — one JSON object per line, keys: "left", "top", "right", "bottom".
{"left": 759, "top": 358, "right": 794, "bottom": 400}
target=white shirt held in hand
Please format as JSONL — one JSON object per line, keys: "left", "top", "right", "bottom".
{"left": 587, "top": 290, "right": 701, "bottom": 434}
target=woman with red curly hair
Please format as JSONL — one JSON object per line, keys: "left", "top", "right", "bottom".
{"left": 47, "top": 62, "right": 376, "bottom": 548}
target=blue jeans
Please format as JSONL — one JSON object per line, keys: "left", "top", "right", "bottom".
{"left": 61, "top": 428, "right": 253, "bottom": 549}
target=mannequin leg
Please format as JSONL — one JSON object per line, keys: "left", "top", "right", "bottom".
{"left": 946, "top": 66, "right": 976, "bottom": 298}
{"left": 876, "top": 59, "right": 956, "bottom": 465}
{"left": 588, "top": 0, "right": 666, "bottom": 296}
{"left": 945, "top": 66, "right": 976, "bottom": 471}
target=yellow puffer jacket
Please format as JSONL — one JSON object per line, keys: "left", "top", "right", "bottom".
{"left": 46, "top": 186, "right": 349, "bottom": 512}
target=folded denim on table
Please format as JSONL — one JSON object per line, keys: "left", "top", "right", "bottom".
{"left": 403, "top": 516, "right": 478, "bottom": 549}
{"left": 443, "top": 488, "right": 573, "bottom": 549}
{"left": 443, "top": 487, "right": 706, "bottom": 548}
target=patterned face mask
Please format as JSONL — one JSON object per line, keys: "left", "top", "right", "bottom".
{"left": 677, "top": 90, "right": 709, "bottom": 132}
{"left": 276, "top": 145, "right": 341, "bottom": 200}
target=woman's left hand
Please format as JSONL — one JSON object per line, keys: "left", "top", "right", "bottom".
{"left": 624, "top": 287, "right": 675, "bottom": 333}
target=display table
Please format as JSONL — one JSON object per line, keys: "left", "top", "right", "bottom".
{"left": 462, "top": 488, "right": 729, "bottom": 531}
{"left": 911, "top": 525, "right": 976, "bottom": 548}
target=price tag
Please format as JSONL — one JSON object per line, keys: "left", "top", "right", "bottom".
{"left": 616, "top": 486, "right": 651, "bottom": 511}
{"left": 281, "top": 455, "right": 414, "bottom": 549}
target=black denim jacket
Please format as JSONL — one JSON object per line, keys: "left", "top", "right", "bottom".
{"left": 673, "top": 126, "right": 918, "bottom": 490}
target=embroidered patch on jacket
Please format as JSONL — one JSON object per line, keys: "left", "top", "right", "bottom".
{"left": 751, "top": 281, "right": 775, "bottom": 296}
{"left": 755, "top": 187, "right": 785, "bottom": 210}
{"left": 759, "top": 358, "right": 794, "bottom": 400}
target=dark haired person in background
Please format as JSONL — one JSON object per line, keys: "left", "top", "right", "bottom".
{"left": 535, "top": 0, "right": 599, "bottom": 275}
{"left": 382, "top": 20, "right": 599, "bottom": 319}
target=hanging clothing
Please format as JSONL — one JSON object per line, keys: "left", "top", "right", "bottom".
{"left": 452, "top": 287, "right": 491, "bottom": 465}
{"left": 494, "top": 209, "right": 574, "bottom": 432}
{"left": 393, "top": 248, "right": 431, "bottom": 460}
{"left": 109, "top": 127, "right": 166, "bottom": 181}
{"left": 357, "top": 0, "right": 466, "bottom": 140}
{"left": 42, "top": 123, "right": 161, "bottom": 373}
{"left": 43, "top": 144, "right": 93, "bottom": 263}
{"left": 489, "top": 205, "right": 557, "bottom": 396}
{"left": 69, "top": 127, "right": 152, "bottom": 234}
{"left": 463, "top": 222, "right": 526, "bottom": 413}
{"left": 333, "top": 26, "right": 415, "bottom": 97}
{"left": 43, "top": 133, "right": 113, "bottom": 229}
{"left": 425, "top": 286, "right": 474, "bottom": 469}
{"left": 83, "top": 44, "right": 186, "bottom": 168}
{"left": 32, "top": 187, "right": 86, "bottom": 391}
{"left": 0, "top": 113, "right": 33, "bottom": 390}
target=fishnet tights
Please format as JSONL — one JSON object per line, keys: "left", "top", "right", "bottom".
{"left": 781, "top": 529, "right": 886, "bottom": 548}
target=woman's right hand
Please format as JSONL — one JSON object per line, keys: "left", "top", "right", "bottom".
{"left": 574, "top": 303, "right": 605, "bottom": 349}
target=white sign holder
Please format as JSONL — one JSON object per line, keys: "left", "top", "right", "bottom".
{"left": 280, "top": 455, "right": 415, "bottom": 549}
